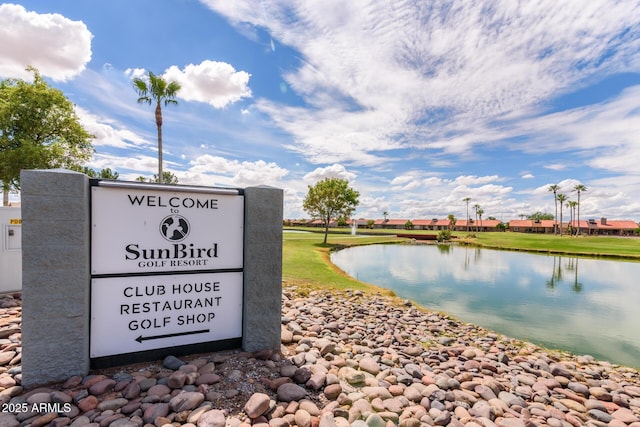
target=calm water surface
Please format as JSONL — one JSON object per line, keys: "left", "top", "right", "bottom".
{"left": 330, "top": 244, "right": 640, "bottom": 368}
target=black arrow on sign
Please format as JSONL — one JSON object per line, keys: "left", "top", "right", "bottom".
{"left": 135, "top": 329, "right": 210, "bottom": 343}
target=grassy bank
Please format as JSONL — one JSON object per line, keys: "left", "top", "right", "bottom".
{"left": 285, "top": 227, "right": 640, "bottom": 260}
{"left": 466, "top": 232, "right": 640, "bottom": 260}
{"left": 282, "top": 231, "right": 403, "bottom": 294}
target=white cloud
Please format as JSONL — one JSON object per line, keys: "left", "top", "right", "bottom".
{"left": 303, "top": 164, "right": 357, "bottom": 183}
{"left": 453, "top": 175, "right": 500, "bottom": 186}
{"left": 521, "top": 173, "right": 535, "bottom": 179}
{"left": 544, "top": 163, "right": 567, "bottom": 171}
{"left": 163, "top": 60, "right": 252, "bottom": 108}
{"left": 188, "top": 154, "right": 288, "bottom": 187}
{"left": 0, "top": 4, "right": 92, "bottom": 81}
{"left": 390, "top": 175, "right": 415, "bottom": 186}
{"left": 124, "top": 68, "right": 146, "bottom": 80}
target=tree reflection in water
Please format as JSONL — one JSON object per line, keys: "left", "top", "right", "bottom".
{"left": 546, "top": 256, "right": 583, "bottom": 293}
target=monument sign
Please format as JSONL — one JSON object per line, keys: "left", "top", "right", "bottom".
{"left": 21, "top": 169, "right": 283, "bottom": 387}
{"left": 89, "top": 181, "right": 245, "bottom": 364}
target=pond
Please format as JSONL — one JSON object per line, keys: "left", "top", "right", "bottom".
{"left": 330, "top": 244, "right": 640, "bottom": 369}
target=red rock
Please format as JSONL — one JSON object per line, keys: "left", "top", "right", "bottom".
{"left": 195, "top": 373, "right": 221, "bottom": 385}
{"left": 122, "top": 381, "right": 141, "bottom": 399}
{"left": 147, "top": 384, "right": 171, "bottom": 397}
{"left": 167, "top": 371, "right": 187, "bottom": 389}
{"left": 197, "top": 409, "right": 227, "bottom": 427}
{"left": 82, "top": 375, "right": 107, "bottom": 389}
{"left": 88, "top": 378, "right": 116, "bottom": 396}
{"left": 612, "top": 408, "right": 639, "bottom": 424}
{"left": 169, "top": 391, "right": 204, "bottom": 412}
{"left": 142, "top": 402, "right": 169, "bottom": 425}
{"left": 77, "top": 395, "right": 98, "bottom": 412}
{"left": 0, "top": 351, "right": 16, "bottom": 366}
{"left": 62, "top": 376, "right": 83, "bottom": 389}
{"left": 244, "top": 393, "right": 271, "bottom": 418}
{"left": 28, "top": 412, "right": 57, "bottom": 427}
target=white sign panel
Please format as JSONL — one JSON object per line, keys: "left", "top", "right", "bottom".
{"left": 91, "top": 186, "right": 244, "bottom": 275}
{"left": 90, "top": 272, "right": 243, "bottom": 357}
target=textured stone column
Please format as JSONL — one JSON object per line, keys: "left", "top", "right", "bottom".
{"left": 21, "top": 169, "right": 91, "bottom": 387}
{"left": 242, "top": 186, "right": 283, "bottom": 352}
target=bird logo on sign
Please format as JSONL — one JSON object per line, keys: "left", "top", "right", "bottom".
{"left": 159, "top": 215, "right": 190, "bottom": 242}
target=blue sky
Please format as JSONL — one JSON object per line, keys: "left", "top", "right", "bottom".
{"left": 2, "top": 0, "right": 640, "bottom": 221}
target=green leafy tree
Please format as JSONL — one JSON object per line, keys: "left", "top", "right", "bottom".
{"left": 70, "top": 166, "right": 120, "bottom": 180}
{"left": 0, "top": 68, "right": 93, "bottom": 205}
{"left": 151, "top": 171, "right": 179, "bottom": 184}
{"left": 134, "top": 171, "right": 179, "bottom": 184}
{"left": 404, "top": 220, "right": 414, "bottom": 230}
{"left": 447, "top": 214, "right": 457, "bottom": 231}
{"left": 437, "top": 229, "right": 452, "bottom": 242}
{"left": 303, "top": 178, "right": 360, "bottom": 244}
{"left": 133, "top": 71, "right": 181, "bottom": 184}
{"left": 527, "top": 212, "right": 554, "bottom": 220}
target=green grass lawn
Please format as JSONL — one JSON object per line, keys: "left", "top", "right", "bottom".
{"left": 282, "top": 231, "right": 403, "bottom": 293}
{"left": 469, "top": 232, "right": 640, "bottom": 259}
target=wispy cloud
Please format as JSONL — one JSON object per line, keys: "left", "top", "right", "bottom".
{"left": 203, "top": 0, "right": 640, "bottom": 165}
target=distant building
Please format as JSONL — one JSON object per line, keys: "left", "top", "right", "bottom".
{"left": 509, "top": 218, "right": 638, "bottom": 235}
{"left": 455, "top": 219, "right": 502, "bottom": 232}
{"left": 508, "top": 219, "right": 556, "bottom": 234}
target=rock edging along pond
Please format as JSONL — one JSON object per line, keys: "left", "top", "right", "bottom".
{"left": 2, "top": 289, "right": 640, "bottom": 427}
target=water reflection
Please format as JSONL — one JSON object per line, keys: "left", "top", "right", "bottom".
{"left": 330, "top": 244, "right": 640, "bottom": 368}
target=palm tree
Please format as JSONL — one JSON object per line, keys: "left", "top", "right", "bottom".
{"left": 567, "top": 200, "right": 577, "bottom": 236}
{"left": 473, "top": 203, "right": 481, "bottom": 232}
{"left": 556, "top": 193, "right": 568, "bottom": 236}
{"left": 463, "top": 197, "right": 471, "bottom": 231}
{"left": 477, "top": 208, "right": 484, "bottom": 231}
{"left": 548, "top": 184, "right": 560, "bottom": 234}
{"left": 133, "top": 71, "right": 181, "bottom": 183}
{"left": 573, "top": 184, "right": 587, "bottom": 236}
{"left": 447, "top": 214, "right": 457, "bottom": 231}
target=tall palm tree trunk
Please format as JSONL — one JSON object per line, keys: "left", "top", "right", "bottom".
{"left": 554, "top": 196, "right": 558, "bottom": 234}
{"left": 155, "top": 102, "right": 163, "bottom": 183}
{"left": 576, "top": 193, "right": 581, "bottom": 236}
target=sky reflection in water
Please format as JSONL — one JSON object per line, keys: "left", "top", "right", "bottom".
{"left": 330, "top": 244, "right": 640, "bottom": 369}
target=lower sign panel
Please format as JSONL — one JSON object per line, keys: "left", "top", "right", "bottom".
{"left": 90, "top": 272, "right": 243, "bottom": 358}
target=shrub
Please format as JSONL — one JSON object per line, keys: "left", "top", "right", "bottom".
{"left": 437, "top": 229, "right": 452, "bottom": 242}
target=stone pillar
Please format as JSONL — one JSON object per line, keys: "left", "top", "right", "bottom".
{"left": 21, "top": 169, "right": 91, "bottom": 387}
{"left": 242, "top": 186, "right": 283, "bottom": 352}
